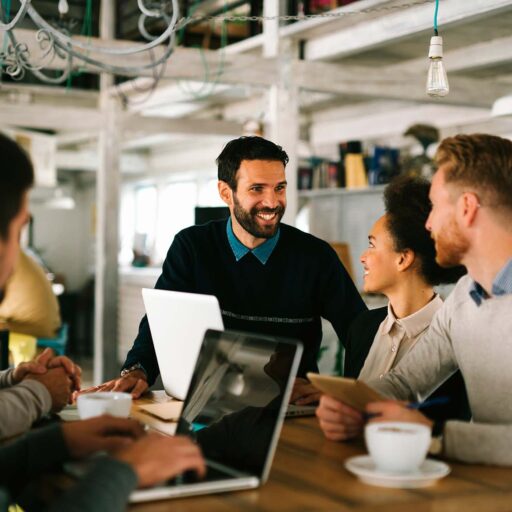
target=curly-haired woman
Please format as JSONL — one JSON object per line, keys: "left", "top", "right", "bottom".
{"left": 342, "top": 175, "right": 470, "bottom": 424}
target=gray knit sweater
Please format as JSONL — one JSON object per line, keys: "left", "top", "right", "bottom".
{"left": 0, "top": 368, "right": 52, "bottom": 439}
{"left": 367, "top": 275, "right": 512, "bottom": 466}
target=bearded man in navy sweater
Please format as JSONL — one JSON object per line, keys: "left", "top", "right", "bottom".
{"left": 95, "top": 136, "right": 367, "bottom": 399}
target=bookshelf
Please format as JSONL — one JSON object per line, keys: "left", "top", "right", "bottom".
{"left": 298, "top": 185, "right": 386, "bottom": 198}
{"left": 299, "top": 184, "right": 386, "bottom": 290}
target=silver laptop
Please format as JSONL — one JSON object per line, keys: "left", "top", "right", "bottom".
{"left": 130, "top": 329, "right": 303, "bottom": 503}
{"left": 142, "top": 289, "right": 224, "bottom": 400}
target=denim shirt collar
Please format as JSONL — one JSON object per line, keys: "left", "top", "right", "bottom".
{"left": 469, "top": 258, "right": 512, "bottom": 306}
{"left": 226, "top": 218, "right": 280, "bottom": 265}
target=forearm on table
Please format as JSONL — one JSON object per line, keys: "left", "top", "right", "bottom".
{"left": 0, "top": 369, "right": 14, "bottom": 389}
{"left": 0, "top": 424, "right": 69, "bottom": 491}
{"left": 47, "top": 458, "right": 137, "bottom": 512}
{"left": 0, "top": 381, "right": 51, "bottom": 439}
{"left": 443, "top": 421, "right": 512, "bottom": 466}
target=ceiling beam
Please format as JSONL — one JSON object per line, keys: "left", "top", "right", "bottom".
{"left": 224, "top": 0, "right": 397, "bottom": 54}
{"left": 0, "top": 101, "right": 242, "bottom": 136}
{"left": 309, "top": 102, "right": 494, "bottom": 146}
{"left": 0, "top": 103, "right": 100, "bottom": 131}
{"left": 56, "top": 149, "right": 149, "bottom": 174}
{"left": 110, "top": 48, "right": 510, "bottom": 107}
{"left": 8, "top": 28, "right": 510, "bottom": 110}
{"left": 304, "top": 0, "right": 512, "bottom": 61}
{"left": 293, "top": 61, "right": 511, "bottom": 108}
{"left": 0, "top": 83, "right": 98, "bottom": 108}
{"left": 11, "top": 29, "right": 277, "bottom": 87}
{"left": 388, "top": 34, "right": 512, "bottom": 74}
{"left": 121, "top": 114, "right": 243, "bottom": 137}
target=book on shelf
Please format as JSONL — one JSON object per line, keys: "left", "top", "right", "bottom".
{"left": 298, "top": 158, "right": 343, "bottom": 190}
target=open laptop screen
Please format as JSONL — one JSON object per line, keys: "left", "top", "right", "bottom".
{"left": 176, "top": 329, "right": 302, "bottom": 481}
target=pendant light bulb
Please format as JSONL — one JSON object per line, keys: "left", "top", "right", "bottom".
{"left": 58, "top": 0, "right": 70, "bottom": 16}
{"left": 426, "top": 36, "right": 449, "bottom": 98}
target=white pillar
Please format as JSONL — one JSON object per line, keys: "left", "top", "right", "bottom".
{"left": 264, "top": 0, "right": 299, "bottom": 225}
{"left": 94, "top": 0, "right": 121, "bottom": 383}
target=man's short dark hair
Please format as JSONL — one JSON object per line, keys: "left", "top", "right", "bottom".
{"left": 216, "top": 136, "right": 289, "bottom": 190}
{"left": 0, "top": 133, "right": 34, "bottom": 240}
{"left": 384, "top": 175, "right": 466, "bottom": 286}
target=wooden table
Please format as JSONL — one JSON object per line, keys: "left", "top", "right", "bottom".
{"left": 130, "top": 393, "right": 512, "bottom": 512}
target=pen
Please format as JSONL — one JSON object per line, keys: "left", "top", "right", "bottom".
{"left": 407, "top": 396, "right": 450, "bottom": 410}
{"left": 363, "top": 396, "right": 450, "bottom": 420}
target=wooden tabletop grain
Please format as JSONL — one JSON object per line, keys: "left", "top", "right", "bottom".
{"left": 130, "top": 392, "right": 512, "bottom": 512}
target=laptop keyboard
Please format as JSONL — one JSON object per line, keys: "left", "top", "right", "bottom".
{"left": 168, "top": 464, "right": 236, "bottom": 486}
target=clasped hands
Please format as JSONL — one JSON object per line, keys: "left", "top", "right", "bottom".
{"left": 13, "top": 347, "right": 81, "bottom": 412}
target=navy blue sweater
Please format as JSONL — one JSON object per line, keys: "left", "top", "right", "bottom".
{"left": 124, "top": 220, "right": 366, "bottom": 384}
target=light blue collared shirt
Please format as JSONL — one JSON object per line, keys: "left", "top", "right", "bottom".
{"left": 469, "top": 258, "right": 512, "bottom": 306}
{"left": 226, "top": 218, "right": 280, "bottom": 265}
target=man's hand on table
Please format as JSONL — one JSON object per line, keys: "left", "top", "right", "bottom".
{"left": 61, "top": 416, "right": 146, "bottom": 459}
{"left": 114, "top": 433, "right": 206, "bottom": 488}
{"left": 316, "top": 395, "right": 434, "bottom": 441}
{"left": 79, "top": 370, "right": 149, "bottom": 399}
{"left": 290, "top": 378, "right": 322, "bottom": 405}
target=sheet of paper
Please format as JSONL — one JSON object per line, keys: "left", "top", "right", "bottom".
{"left": 307, "top": 373, "right": 384, "bottom": 412}
{"left": 137, "top": 401, "right": 184, "bottom": 421}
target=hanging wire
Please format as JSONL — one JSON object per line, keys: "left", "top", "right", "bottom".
{"left": 433, "top": 0, "right": 439, "bottom": 35}
{"left": 1, "top": 0, "right": 11, "bottom": 66}
{"left": 177, "top": 0, "right": 228, "bottom": 100}
{"left": 66, "top": 0, "right": 94, "bottom": 89}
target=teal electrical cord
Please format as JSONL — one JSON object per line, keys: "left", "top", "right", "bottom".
{"left": 0, "top": 0, "right": 11, "bottom": 78}
{"left": 433, "top": 0, "right": 439, "bottom": 35}
{"left": 1, "top": 0, "right": 12, "bottom": 52}
{"left": 66, "top": 0, "right": 93, "bottom": 89}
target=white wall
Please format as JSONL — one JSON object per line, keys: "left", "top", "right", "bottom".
{"left": 30, "top": 182, "right": 96, "bottom": 292}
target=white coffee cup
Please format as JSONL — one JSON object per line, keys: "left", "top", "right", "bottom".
{"left": 77, "top": 392, "right": 132, "bottom": 420}
{"left": 365, "top": 422, "right": 431, "bottom": 473}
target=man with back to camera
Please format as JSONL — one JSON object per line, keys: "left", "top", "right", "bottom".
{"left": 316, "top": 133, "right": 512, "bottom": 466}
{"left": 94, "top": 136, "right": 367, "bottom": 399}
{"left": 0, "top": 133, "right": 205, "bottom": 511}
{"left": 0, "top": 132, "right": 81, "bottom": 438}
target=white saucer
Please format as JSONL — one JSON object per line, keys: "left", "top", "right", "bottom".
{"left": 345, "top": 455, "right": 450, "bottom": 488}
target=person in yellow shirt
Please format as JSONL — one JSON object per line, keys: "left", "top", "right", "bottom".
{"left": 0, "top": 250, "right": 60, "bottom": 340}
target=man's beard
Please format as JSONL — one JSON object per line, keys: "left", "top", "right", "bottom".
{"left": 433, "top": 217, "right": 470, "bottom": 267}
{"left": 233, "top": 195, "right": 285, "bottom": 239}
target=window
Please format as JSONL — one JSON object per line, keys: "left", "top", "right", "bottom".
{"left": 120, "top": 177, "right": 221, "bottom": 266}
{"left": 135, "top": 186, "right": 157, "bottom": 240}
{"left": 119, "top": 188, "right": 136, "bottom": 266}
{"left": 155, "top": 182, "right": 197, "bottom": 262}
{"left": 198, "top": 178, "right": 224, "bottom": 207}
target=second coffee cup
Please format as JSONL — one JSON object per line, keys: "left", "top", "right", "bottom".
{"left": 77, "top": 391, "right": 133, "bottom": 420}
{"left": 365, "top": 422, "right": 431, "bottom": 473}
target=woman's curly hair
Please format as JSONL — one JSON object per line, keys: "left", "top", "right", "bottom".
{"left": 384, "top": 175, "right": 466, "bottom": 286}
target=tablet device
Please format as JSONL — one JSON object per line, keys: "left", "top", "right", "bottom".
{"left": 307, "top": 373, "right": 384, "bottom": 411}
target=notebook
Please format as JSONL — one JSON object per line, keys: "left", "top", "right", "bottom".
{"left": 130, "top": 328, "right": 303, "bottom": 503}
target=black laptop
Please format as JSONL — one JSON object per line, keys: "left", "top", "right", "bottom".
{"left": 130, "top": 328, "right": 303, "bottom": 503}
